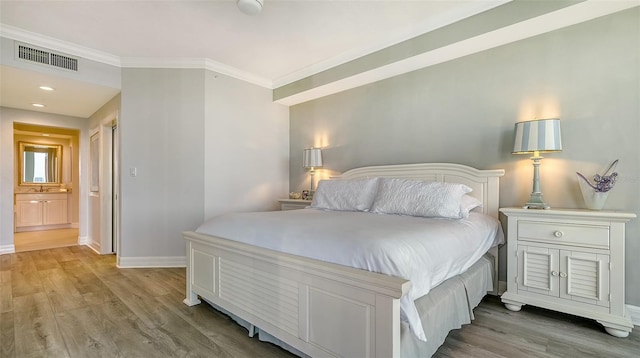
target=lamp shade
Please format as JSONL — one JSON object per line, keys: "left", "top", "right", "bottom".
{"left": 303, "top": 148, "right": 323, "bottom": 168}
{"left": 512, "top": 118, "right": 562, "bottom": 154}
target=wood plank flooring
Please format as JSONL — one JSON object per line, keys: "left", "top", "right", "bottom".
{"left": 1, "top": 246, "right": 639, "bottom": 357}
{"left": 13, "top": 228, "right": 79, "bottom": 252}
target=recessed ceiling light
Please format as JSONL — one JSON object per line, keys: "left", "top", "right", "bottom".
{"left": 32, "top": 103, "right": 46, "bottom": 108}
{"left": 39, "top": 86, "right": 55, "bottom": 91}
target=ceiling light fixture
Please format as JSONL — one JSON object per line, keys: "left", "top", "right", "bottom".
{"left": 237, "top": 0, "right": 263, "bottom": 16}
{"left": 32, "top": 103, "right": 46, "bottom": 108}
{"left": 39, "top": 86, "right": 54, "bottom": 91}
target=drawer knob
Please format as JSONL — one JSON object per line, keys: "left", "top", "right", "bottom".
{"left": 554, "top": 230, "right": 564, "bottom": 238}
{"left": 559, "top": 272, "right": 568, "bottom": 278}
{"left": 551, "top": 271, "right": 559, "bottom": 277}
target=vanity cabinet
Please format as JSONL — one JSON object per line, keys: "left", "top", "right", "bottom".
{"left": 15, "top": 193, "right": 68, "bottom": 229}
{"left": 500, "top": 208, "right": 636, "bottom": 338}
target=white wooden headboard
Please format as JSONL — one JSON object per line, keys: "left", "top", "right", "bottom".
{"left": 333, "top": 163, "right": 505, "bottom": 219}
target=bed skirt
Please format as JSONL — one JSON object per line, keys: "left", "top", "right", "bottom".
{"left": 202, "top": 254, "right": 494, "bottom": 357}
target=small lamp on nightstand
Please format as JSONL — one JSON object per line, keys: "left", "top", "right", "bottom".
{"left": 303, "top": 147, "right": 323, "bottom": 197}
{"left": 512, "top": 118, "right": 562, "bottom": 209}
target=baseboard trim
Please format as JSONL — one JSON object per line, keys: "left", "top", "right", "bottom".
{"left": 0, "top": 244, "right": 15, "bottom": 255}
{"left": 86, "top": 238, "right": 102, "bottom": 254}
{"left": 627, "top": 304, "right": 640, "bottom": 327}
{"left": 78, "top": 236, "right": 88, "bottom": 245}
{"left": 498, "top": 280, "right": 507, "bottom": 295}
{"left": 117, "top": 256, "right": 186, "bottom": 268}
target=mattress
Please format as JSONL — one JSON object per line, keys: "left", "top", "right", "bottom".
{"left": 196, "top": 208, "right": 503, "bottom": 341}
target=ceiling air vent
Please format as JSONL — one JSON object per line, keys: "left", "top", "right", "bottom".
{"left": 16, "top": 42, "right": 78, "bottom": 71}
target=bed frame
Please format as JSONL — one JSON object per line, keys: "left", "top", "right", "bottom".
{"left": 183, "top": 163, "right": 504, "bottom": 357}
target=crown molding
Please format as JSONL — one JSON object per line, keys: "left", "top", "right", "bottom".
{"left": 120, "top": 57, "right": 272, "bottom": 89}
{"left": 0, "top": 24, "right": 121, "bottom": 67}
{"left": 0, "top": 23, "right": 272, "bottom": 88}
{"left": 275, "top": 0, "right": 640, "bottom": 106}
{"left": 3, "top": 0, "right": 637, "bottom": 103}
{"left": 271, "top": 0, "right": 510, "bottom": 88}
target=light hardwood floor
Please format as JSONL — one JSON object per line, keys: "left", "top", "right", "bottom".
{"left": 1, "top": 246, "right": 639, "bottom": 357}
{"left": 13, "top": 228, "right": 79, "bottom": 252}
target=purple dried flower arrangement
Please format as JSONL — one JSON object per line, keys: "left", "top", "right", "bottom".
{"left": 576, "top": 160, "right": 618, "bottom": 193}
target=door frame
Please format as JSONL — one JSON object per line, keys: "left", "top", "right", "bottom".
{"left": 89, "top": 114, "right": 119, "bottom": 255}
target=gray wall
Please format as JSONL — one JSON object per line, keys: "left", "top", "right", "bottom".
{"left": 118, "top": 68, "right": 289, "bottom": 261}
{"left": 204, "top": 72, "right": 289, "bottom": 218}
{"left": 120, "top": 68, "right": 205, "bottom": 259}
{"left": 289, "top": 9, "right": 640, "bottom": 305}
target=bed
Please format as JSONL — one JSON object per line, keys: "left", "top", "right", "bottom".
{"left": 183, "top": 163, "right": 505, "bottom": 357}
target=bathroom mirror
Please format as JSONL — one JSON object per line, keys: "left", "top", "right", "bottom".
{"left": 19, "top": 142, "right": 62, "bottom": 185}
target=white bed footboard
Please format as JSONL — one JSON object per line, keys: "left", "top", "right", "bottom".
{"left": 183, "top": 231, "right": 411, "bottom": 358}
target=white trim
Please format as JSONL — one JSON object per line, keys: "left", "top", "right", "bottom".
{"left": 498, "top": 280, "right": 507, "bottom": 295}
{"left": 78, "top": 235, "right": 88, "bottom": 245}
{"left": 117, "top": 256, "right": 186, "bottom": 268}
{"left": 87, "top": 240, "right": 101, "bottom": 254}
{"left": 628, "top": 304, "right": 640, "bottom": 327}
{"left": 2, "top": 1, "right": 637, "bottom": 97}
{"left": 0, "top": 244, "right": 15, "bottom": 255}
{"left": 0, "top": 24, "right": 120, "bottom": 67}
{"left": 271, "top": 0, "right": 509, "bottom": 88}
{"left": 120, "top": 58, "right": 272, "bottom": 89}
{"left": 275, "top": 0, "right": 640, "bottom": 106}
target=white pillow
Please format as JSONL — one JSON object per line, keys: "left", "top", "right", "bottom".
{"left": 459, "top": 194, "right": 483, "bottom": 218}
{"left": 310, "top": 178, "right": 379, "bottom": 212}
{"left": 370, "top": 178, "right": 472, "bottom": 219}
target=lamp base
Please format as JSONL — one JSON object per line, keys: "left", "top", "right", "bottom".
{"left": 524, "top": 192, "right": 550, "bottom": 210}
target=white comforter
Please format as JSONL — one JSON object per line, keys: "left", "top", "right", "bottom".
{"left": 195, "top": 208, "right": 503, "bottom": 342}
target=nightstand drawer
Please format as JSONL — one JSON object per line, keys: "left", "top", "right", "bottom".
{"left": 518, "top": 221, "right": 609, "bottom": 248}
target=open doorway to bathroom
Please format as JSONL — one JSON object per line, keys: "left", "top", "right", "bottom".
{"left": 13, "top": 123, "right": 80, "bottom": 252}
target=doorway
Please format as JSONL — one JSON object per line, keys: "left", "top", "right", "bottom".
{"left": 12, "top": 123, "right": 81, "bottom": 251}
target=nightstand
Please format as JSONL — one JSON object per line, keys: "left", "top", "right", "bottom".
{"left": 499, "top": 207, "right": 636, "bottom": 337}
{"left": 278, "top": 199, "right": 311, "bottom": 210}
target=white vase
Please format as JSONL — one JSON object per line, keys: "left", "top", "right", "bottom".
{"left": 578, "top": 175, "right": 609, "bottom": 210}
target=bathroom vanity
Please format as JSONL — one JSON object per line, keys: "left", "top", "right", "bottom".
{"left": 15, "top": 192, "right": 69, "bottom": 231}
{"left": 14, "top": 140, "right": 73, "bottom": 231}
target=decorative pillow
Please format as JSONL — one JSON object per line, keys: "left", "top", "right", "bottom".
{"left": 370, "top": 178, "right": 472, "bottom": 219}
{"left": 459, "top": 194, "right": 483, "bottom": 218}
{"left": 310, "top": 178, "right": 379, "bottom": 212}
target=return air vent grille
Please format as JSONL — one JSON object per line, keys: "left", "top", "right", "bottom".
{"left": 16, "top": 42, "right": 78, "bottom": 71}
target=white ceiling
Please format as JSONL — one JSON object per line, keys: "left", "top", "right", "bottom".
{"left": 0, "top": 0, "right": 637, "bottom": 118}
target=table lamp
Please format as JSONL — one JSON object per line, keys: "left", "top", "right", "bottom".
{"left": 512, "top": 118, "right": 562, "bottom": 209}
{"left": 303, "top": 147, "right": 323, "bottom": 196}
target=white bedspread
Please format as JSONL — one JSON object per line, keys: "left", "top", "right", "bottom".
{"left": 195, "top": 209, "right": 503, "bottom": 342}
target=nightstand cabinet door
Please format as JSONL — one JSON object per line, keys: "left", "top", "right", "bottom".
{"left": 517, "top": 245, "right": 610, "bottom": 307}
{"left": 517, "top": 245, "right": 559, "bottom": 296}
{"left": 561, "top": 250, "right": 609, "bottom": 307}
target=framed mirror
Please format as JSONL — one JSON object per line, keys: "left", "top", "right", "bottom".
{"left": 19, "top": 142, "right": 62, "bottom": 185}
